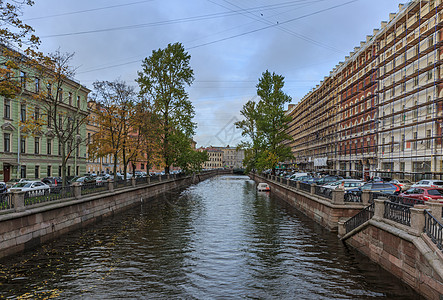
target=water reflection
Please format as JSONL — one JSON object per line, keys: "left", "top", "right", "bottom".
{"left": 0, "top": 175, "right": 421, "bottom": 299}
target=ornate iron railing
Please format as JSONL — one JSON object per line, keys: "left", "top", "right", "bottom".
{"left": 384, "top": 201, "right": 411, "bottom": 226}
{"left": 24, "top": 185, "right": 74, "bottom": 206}
{"left": 386, "top": 194, "right": 424, "bottom": 206}
{"left": 314, "top": 186, "right": 333, "bottom": 199}
{"left": 281, "top": 178, "right": 288, "bottom": 185}
{"left": 81, "top": 182, "right": 108, "bottom": 195}
{"left": 150, "top": 175, "right": 159, "bottom": 183}
{"left": 136, "top": 177, "right": 147, "bottom": 185}
{"left": 345, "top": 203, "right": 375, "bottom": 234}
{"left": 344, "top": 192, "right": 362, "bottom": 203}
{"left": 161, "top": 174, "right": 169, "bottom": 181}
{"left": 0, "top": 193, "right": 13, "bottom": 210}
{"left": 115, "top": 179, "right": 132, "bottom": 189}
{"left": 424, "top": 210, "right": 443, "bottom": 252}
{"left": 299, "top": 182, "right": 311, "bottom": 193}
{"left": 288, "top": 180, "right": 297, "bottom": 188}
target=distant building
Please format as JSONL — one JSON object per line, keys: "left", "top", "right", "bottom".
{"left": 199, "top": 145, "right": 244, "bottom": 169}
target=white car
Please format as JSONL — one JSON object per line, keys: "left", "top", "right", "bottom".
{"left": 9, "top": 181, "right": 51, "bottom": 197}
{"left": 323, "top": 179, "right": 364, "bottom": 190}
{"left": 411, "top": 179, "right": 443, "bottom": 188}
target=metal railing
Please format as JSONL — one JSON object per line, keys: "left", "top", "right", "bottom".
{"left": 424, "top": 210, "right": 443, "bottom": 252}
{"left": 136, "top": 177, "right": 147, "bottom": 185}
{"left": 24, "top": 185, "right": 75, "bottom": 206}
{"left": 345, "top": 202, "right": 375, "bottom": 234}
{"left": 0, "top": 193, "right": 13, "bottom": 210}
{"left": 314, "top": 186, "right": 333, "bottom": 199}
{"left": 288, "top": 180, "right": 297, "bottom": 188}
{"left": 386, "top": 194, "right": 425, "bottom": 207}
{"left": 161, "top": 174, "right": 169, "bottom": 181}
{"left": 384, "top": 201, "right": 411, "bottom": 226}
{"left": 299, "top": 182, "right": 311, "bottom": 193}
{"left": 150, "top": 175, "right": 159, "bottom": 183}
{"left": 344, "top": 192, "right": 362, "bottom": 203}
{"left": 281, "top": 178, "right": 288, "bottom": 185}
{"left": 81, "top": 182, "right": 108, "bottom": 195}
{"left": 115, "top": 179, "right": 132, "bottom": 189}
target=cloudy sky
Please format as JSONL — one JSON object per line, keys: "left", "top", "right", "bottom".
{"left": 22, "top": 0, "right": 405, "bottom": 147}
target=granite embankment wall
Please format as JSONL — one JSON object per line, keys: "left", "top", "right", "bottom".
{"left": 0, "top": 170, "right": 230, "bottom": 259}
{"left": 249, "top": 173, "right": 366, "bottom": 231}
{"left": 250, "top": 173, "right": 443, "bottom": 299}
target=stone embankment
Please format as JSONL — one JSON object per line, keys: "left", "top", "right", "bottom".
{"left": 250, "top": 173, "right": 443, "bottom": 299}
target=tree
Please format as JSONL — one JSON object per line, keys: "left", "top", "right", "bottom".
{"left": 21, "top": 50, "right": 89, "bottom": 186}
{"left": 89, "top": 80, "right": 137, "bottom": 180}
{"left": 136, "top": 42, "right": 196, "bottom": 174}
{"left": 236, "top": 70, "right": 293, "bottom": 174}
{"left": 0, "top": 1, "right": 42, "bottom": 98}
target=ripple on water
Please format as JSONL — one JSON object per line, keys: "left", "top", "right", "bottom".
{"left": 0, "top": 175, "right": 423, "bottom": 299}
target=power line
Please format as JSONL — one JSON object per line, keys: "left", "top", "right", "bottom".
{"left": 24, "top": 0, "right": 155, "bottom": 21}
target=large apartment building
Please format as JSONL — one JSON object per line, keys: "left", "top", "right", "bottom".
{"left": 199, "top": 146, "right": 245, "bottom": 169}
{"left": 285, "top": 0, "right": 443, "bottom": 181}
{"left": 0, "top": 47, "right": 90, "bottom": 182}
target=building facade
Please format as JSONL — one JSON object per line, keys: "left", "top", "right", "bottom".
{"left": 285, "top": 0, "right": 443, "bottom": 181}
{"left": 200, "top": 146, "right": 244, "bottom": 169}
{"left": 0, "top": 49, "right": 90, "bottom": 182}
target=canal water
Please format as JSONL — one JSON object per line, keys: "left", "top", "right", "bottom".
{"left": 0, "top": 175, "right": 421, "bottom": 299}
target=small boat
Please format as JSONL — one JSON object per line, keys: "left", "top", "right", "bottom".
{"left": 257, "top": 183, "right": 270, "bottom": 191}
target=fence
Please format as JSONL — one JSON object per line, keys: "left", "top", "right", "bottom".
{"left": 424, "top": 210, "right": 443, "bottom": 252}
{"left": 24, "top": 185, "right": 74, "bottom": 206}
{"left": 384, "top": 201, "right": 411, "bottom": 226}
{"left": 0, "top": 193, "right": 13, "bottom": 210}
{"left": 344, "top": 202, "right": 375, "bottom": 233}
{"left": 344, "top": 192, "right": 362, "bottom": 203}
{"left": 81, "top": 182, "right": 108, "bottom": 195}
{"left": 299, "top": 182, "right": 311, "bottom": 193}
{"left": 314, "top": 186, "right": 333, "bottom": 199}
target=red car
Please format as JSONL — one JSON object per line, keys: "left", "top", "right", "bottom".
{"left": 399, "top": 187, "right": 443, "bottom": 202}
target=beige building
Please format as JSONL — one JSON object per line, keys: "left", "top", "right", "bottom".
{"left": 200, "top": 146, "right": 244, "bottom": 169}
{"left": 285, "top": 0, "right": 443, "bottom": 182}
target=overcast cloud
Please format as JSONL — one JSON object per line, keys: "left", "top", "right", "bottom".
{"left": 22, "top": 0, "right": 405, "bottom": 147}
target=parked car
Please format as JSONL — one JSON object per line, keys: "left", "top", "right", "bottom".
{"left": 95, "top": 176, "right": 106, "bottom": 186}
{"left": 345, "top": 182, "right": 401, "bottom": 201}
{"left": 41, "top": 177, "right": 64, "bottom": 193}
{"left": 399, "top": 187, "right": 443, "bottom": 202}
{"left": 389, "top": 179, "right": 413, "bottom": 191}
{"left": 70, "top": 176, "right": 96, "bottom": 185}
{"left": 9, "top": 181, "right": 51, "bottom": 197}
{"left": 0, "top": 182, "right": 8, "bottom": 201}
{"left": 5, "top": 178, "right": 29, "bottom": 189}
{"left": 411, "top": 179, "right": 443, "bottom": 188}
{"left": 323, "top": 179, "right": 364, "bottom": 190}
{"left": 316, "top": 176, "right": 344, "bottom": 186}
{"left": 289, "top": 175, "right": 312, "bottom": 182}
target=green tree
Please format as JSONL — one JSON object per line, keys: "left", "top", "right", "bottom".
{"left": 236, "top": 70, "right": 293, "bottom": 174}
{"left": 136, "top": 42, "right": 196, "bottom": 174}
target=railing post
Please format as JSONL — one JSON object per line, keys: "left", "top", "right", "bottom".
{"left": 159, "top": 175, "right": 162, "bottom": 182}
{"left": 426, "top": 200, "right": 443, "bottom": 221}
{"left": 296, "top": 181, "right": 300, "bottom": 190}
{"left": 332, "top": 189, "right": 344, "bottom": 204}
{"left": 361, "top": 190, "right": 371, "bottom": 205}
{"left": 310, "top": 184, "right": 316, "bottom": 194}
{"left": 108, "top": 180, "right": 114, "bottom": 192}
{"left": 167, "top": 174, "right": 170, "bottom": 180}
{"left": 147, "top": 176, "right": 151, "bottom": 185}
{"left": 409, "top": 205, "right": 427, "bottom": 237}
{"left": 72, "top": 182, "right": 82, "bottom": 199}
{"left": 12, "top": 190, "right": 25, "bottom": 212}
{"left": 131, "top": 177, "right": 136, "bottom": 187}
{"left": 373, "top": 199, "right": 386, "bottom": 221}
{"left": 338, "top": 220, "right": 346, "bottom": 237}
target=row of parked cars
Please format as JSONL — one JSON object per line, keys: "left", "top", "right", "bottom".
{"left": 272, "top": 170, "right": 443, "bottom": 202}
{"left": 0, "top": 171, "right": 154, "bottom": 198}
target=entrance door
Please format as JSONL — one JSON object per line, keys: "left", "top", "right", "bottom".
{"left": 3, "top": 165, "right": 10, "bottom": 183}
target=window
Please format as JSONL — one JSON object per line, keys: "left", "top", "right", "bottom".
{"left": 20, "top": 71, "right": 26, "bottom": 89}
{"left": 20, "top": 104, "right": 26, "bottom": 122}
{"left": 141, "top": 163, "right": 145, "bottom": 170}
{"left": 47, "top": 165, "right": 51, "bottom": 177}
{"left": 3, "top": 133, "right": 10, "bottom": 152}
{"left": 47, "top": 111, "right": 52, "bottom": 128}
{"left": 34, "top": 137, "right": 40, "bottom": 154}
{"left": 427, "top": 103, "right": 433, "bottom": 115}
{"left": 69, "top": 92, "right": 72, "bottom": 106}
{"left": 87, "top": 132, "right": 91, "bottom": 145}
{"left": 401, "top": 134, "right": 405, "bottom": 151}
{"left": 58, "top": 115, "right": 62, "bottom": 130}
{"left": 391, "top": 136, "right": 395, "bottom": 152}
{"left": 428, "top": 35, "right": 434, "bottom": 48}
{"left": 58, "top": 165, "right": 62, "bottom": 177}
{"left": 35, "top": 107, "right": 39, "bottom": 121}
{"left": 426, "top": 129, "right": 432, "bottom": 149}
{"left": 58, "top": 141, "right": 61, "bottom": 155}
{"left": 76, "top": 166, "right": 79, "bottom": 176}
{"left": 47, "top": 139, "right": 52, "bottom": 155}
{"left": 47, "top": 83, "right": 52, "bottom": 96}
{"left": 77, "top": 96, "right": 80, "bottom": 108}
{"left": 413, "top": 101, "right": 418, "bottom": 119}
{"left": 20, "top": 136, "right": 26, "bottom": 153}
{"left": 400, "top": 162, "right": 405, "bottom": 172}
{"left": 67, "top": 165, "right": 71, "bottom": 177}
{"left": 34, "top": 78, "right": 39, "bottom": 93}
{"left": 35, "top": 165, "right": 39, "bottom": 179}
{"left": 4, "top": 99, "right": 10, "bottom": 119}
{"left": 428, "top": 65, "right": 433, "bottom": 81}
{"left": 21, "top": 165, "right": 26, "bottom": 178}
{"left": 382, "top": 137, "right": 385, "bottom": 153}
{"left": 414, "top": 76, "right": 419, "bottom": 86}
{"left": 58, "top": 89, "right": 63, "bottom": 102}
{"left": 413, "top": 132, "right": 418, "bottom": 150}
